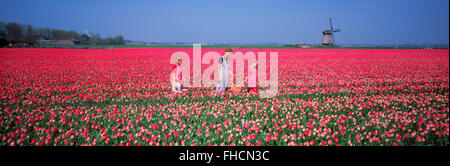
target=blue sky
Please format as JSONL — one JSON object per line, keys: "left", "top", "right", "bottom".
{"left": 1, "top": 0, "right": 448, "bottom": 45}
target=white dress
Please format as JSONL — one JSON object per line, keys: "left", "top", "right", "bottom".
{"left": 216, "top": 56, "right": 229, "bottom": 92}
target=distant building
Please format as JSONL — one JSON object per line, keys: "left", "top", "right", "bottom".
{"left": 36, "top": 40, "right": 54, "bottom": 44}
{"left": 55, "top": 39, "right": 81, "bottom": 45}
{"left": 321, "top": 30, "right": 335, "bottom": 46}
{"left": 34, "top": 35, "right": 48, "bottom": 41}
{"left": 125, "top": 41, "right": 146, "bottom": 45}
{"left": 298, "top": 44, "right": 311, "bottom": 48}
{"left": 321, "top": 18, "right": 341, "bottom": 46}
{"left": 285, "top": 43, "right": 312, "bottom": 48}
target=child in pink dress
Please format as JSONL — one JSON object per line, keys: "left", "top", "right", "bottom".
{"left": 247, "top": 61, "right": 258, "bottom": 93}
{"left": 171, "top": 58, "right": 183, "bottom": 92}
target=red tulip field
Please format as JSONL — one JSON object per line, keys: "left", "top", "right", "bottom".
{"left": 0, "top": 48, "right": 448, "bottom": 146}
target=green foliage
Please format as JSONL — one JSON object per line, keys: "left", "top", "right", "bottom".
{"left": 0, "top": 21, "right": 125, "bottom": 46}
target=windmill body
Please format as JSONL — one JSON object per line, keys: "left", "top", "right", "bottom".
{"left": 321, "top": 18, "right": 341, "bottom": 46}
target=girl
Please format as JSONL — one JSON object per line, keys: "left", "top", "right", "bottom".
{"left": 247, "top": 61, "right": 258, "bottom": 93}
{"left": 171, "top": 57, "right": 183, "bottom": 92}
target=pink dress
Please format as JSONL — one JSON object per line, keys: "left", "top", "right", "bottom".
{"left": 172, "top": 64, "right": 182, "bottom": 92}
{"left": 173, "top": 64, "right": 182, "bottom": 82}
{"left": 248, "top": 69, "right": 257, "bottom": 92}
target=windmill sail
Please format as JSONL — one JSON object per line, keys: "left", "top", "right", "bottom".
{"left": 330, "top": 18, "right": 333, "bottom": 32}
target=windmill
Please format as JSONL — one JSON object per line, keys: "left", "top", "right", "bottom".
{"left": 321, "top": 18, "right": 341, "bottom": 46}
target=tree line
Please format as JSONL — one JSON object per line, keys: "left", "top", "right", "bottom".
{"left": 0, "top": 21, "right": 125, "bottom": 46}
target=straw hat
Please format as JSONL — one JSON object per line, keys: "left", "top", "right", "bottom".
{"left": 225, "top": 47, "right": 233, "bottom": 52}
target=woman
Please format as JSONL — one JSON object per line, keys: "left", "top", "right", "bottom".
{"left": 216, "top": 47, "right": 233, "bottom": 94}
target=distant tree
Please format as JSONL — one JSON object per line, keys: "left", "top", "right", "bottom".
{"left": 98, "top": 35, "right": 125, "bottom": 45}
{"left": 80, "top": 34, "right": 90, "bottom": 44}
{"left": 50, "top": 29, "right": 81, "bottom": 40}
{"left": 37, "top": 28, "right": 44, "bottom": 36}
{"left": 104, "top": 36, "right": 113, "bottom": 45}
{"left": 26, "top": 24, "right": 34, "bottom": 43}
{"left": 1, "top": 21, "right": 127, "bottom": 45}
{"left": 51, "top": 29, "right": 63, "bottom": 40}
{"left": 0, "top": 37, "right": 8, "bottom": 47}
{"left": 68, "top": 30, "right": 81, "bottom": 40}
{"left": 113, "top": 35, "right": 125, "bottom": 45}
{"left": 5, "top": 22, "right": 23, "bottom": 42}
{"left": 45, "top": 28, "right": 51, "bottom": 39}
{"left": 0, "top": 22, "right": 5, "bottom": 37}
{"left": 90, "top": 33, "right": 102, "bottom": 45}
